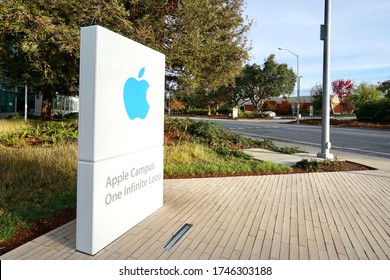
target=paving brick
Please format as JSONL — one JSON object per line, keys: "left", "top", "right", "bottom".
{"left": 1, "top": 171, "right": 389, "bottom": 261}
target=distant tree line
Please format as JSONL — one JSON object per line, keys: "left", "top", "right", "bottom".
{"left": 311, "top": 79, "right": 390, "bottom": 121}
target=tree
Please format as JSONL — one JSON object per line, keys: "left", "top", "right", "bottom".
{"left": 349, "top": 82, "right": 383, "bottom": 109}
{"left": 0, "top": 0, "right": 251, "bottom": 119}
{"left": 235, "top": 63, "right": 262, "bottom": 116}
{"left": 332, "top": 79, "right": 354, "bottom": 114}
{"left": 169, "top": 98, "right": 186, "bottom": 114}
{"left": 165, "top": 0, "right": 251, "bottom": 93}
{"left": 378, "top": 80, "right": 390, "bottom": 99}
{"left": 310, "top": 83, "right": 323, "bottom": 115}
{"left": 236, "top": 55, "right": 295, "bottom": 116}
{"left": 0, "top": 0, "right": 134, "bottom": 119}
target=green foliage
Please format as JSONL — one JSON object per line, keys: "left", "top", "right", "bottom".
{"left": 0, "top": 0, "right": 251, "bottom": 118}
{"left": 277, "top": 146, "right": 307, "bottom": 154}
{"left": 257, "top": 138, "right": 306, "bottom": 154}
{"left": 0, "top": 120, "right": 31, "bottom": 138}
{"left": 0, "top": 118, "right": 296, "bottom": 245}
{"left": 311, "top": 83, "right": 323, "bottom": 115}
{"left": 0, "top": 121, "right": 78, "bottom": 146}
{"left": 168, "top": 0, "right": 252, "bottom": 92}
{"left": 164, "top": 117, "right": 307, "bottom": 156}
{"left": 185, "top": 109, "right": 209, "bottom": 116}
{"left": 53, "top": 112, "right": 79, "bottom": 120}
{"left": 185, "top": 120, "right": 268, "bottom": 154}
{"left": 350, "top": 82, "right": 384, "bottom": 109}
{"left": 217, "top": 104, "right": 233, "bottom": 115}
{"left": 235, "top": 55, "right": 296, "bottom": 116}
{"left": 164, "top": 143, "right": 291, "bottom": 177}
{"left": 355, "top": 100, "right": 390, "bottom": 122}
{"left": 296, "top": 158, "right": 345, "bottom": 171}
{"left": 238, "top": 110, "right": 255, "bottom": 118}
{"left": 296, "top": 159, "right": 321, "bottom": 171}
{"left": 0, "top": 144, "right": 77, "bottom": 242}
{"left": 0, "top": 210, "right": 20, "bottom": 242}
{"left": 165, "top": 117, "right": 263, "bottom": 156}
{"left": 378, "top": 80, "right": 390, "bottom": 98}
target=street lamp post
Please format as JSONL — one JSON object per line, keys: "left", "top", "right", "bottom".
{"left": 317, "top": 0, "right": 334, "bottom": 160}
{"left": 278, "top": 48, "right": 300, "bottom": 124}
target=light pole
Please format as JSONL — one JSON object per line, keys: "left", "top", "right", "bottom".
{"left": 317, "top": 0, "right": 334, "bottom": 160}
{"left": 278, "top": 47, "right": 300, "bottom": 124}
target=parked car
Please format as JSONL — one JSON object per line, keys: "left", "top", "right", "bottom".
{"left": 262, "top": 111, "right": 276, "bottom": 118}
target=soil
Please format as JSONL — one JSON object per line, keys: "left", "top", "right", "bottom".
{"left": 1, "top": 117, "right": 381, "bottom": 256}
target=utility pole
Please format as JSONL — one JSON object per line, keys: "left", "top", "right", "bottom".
{"left": 318, "top": 0, "right": 334, "bottom": 160}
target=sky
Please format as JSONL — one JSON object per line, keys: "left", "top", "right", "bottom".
{"left": 244, "top": 0, "right": 390, "bottom": 96}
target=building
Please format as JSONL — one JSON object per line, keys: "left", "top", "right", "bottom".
{"left": 0, "top": 80, "right": 79, "bottom": 118}
{"left": 241, "top": 96, "right": 313, "bottom": 115}
{"left": 0, "top": 82, "right": 33, "bottom": 118}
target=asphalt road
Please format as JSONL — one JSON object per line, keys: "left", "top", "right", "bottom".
{"left": 206, "top": 118, "right": 390, "bottom": 159}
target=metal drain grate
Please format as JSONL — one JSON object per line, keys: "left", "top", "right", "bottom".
{"left": 164, "top": 223, "right": 193, "bottom": 250}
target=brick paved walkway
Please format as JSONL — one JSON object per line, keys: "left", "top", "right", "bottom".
{"left": 1, "top": 170, "right": 389, "bottom": 260}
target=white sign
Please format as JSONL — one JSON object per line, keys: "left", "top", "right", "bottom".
{"left": 76, "top": 25, "right": 165, "bottom": 255}
{"left": 232, "top": 107, "right": 238, "bottom": 119}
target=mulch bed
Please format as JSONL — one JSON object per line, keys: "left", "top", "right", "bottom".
{"left": 294, "top": 118, "right": 390, "bottom": 129}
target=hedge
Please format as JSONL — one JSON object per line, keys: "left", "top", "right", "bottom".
{"left": 355, "top": 100, "right": 390, "bottom": 122}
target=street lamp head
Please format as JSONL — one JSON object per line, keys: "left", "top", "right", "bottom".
{"left": 278, "top": 47, "right": 298, "bottom": 58}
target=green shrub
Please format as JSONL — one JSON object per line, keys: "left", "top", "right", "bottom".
{"left": 238, "top": 110, "right": 255, "bottom": 118}
{"left": 277, "top": 146, "right": 307, "bottom": 154}
{"left": 165, "top": 118, "right": 295, "bottom": 158}
{"left": 296, "top": 159, "right": 321, "bottom": 171}
{"left": 164, "top": 143, "right": 291, "bottom": 177}
{"left": 185, "top": 109, "right": 208, "bottom": 115}
{"left": 355, "top": 100, "right": 390, "bottom": 122}
{"left": 217, "top": 104, "right": 233, "bottom": 115}
{"left": 0, "top": 121, "right": 78, "bottom": 146}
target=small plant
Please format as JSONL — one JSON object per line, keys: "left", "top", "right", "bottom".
{"left": 259, "top": 138, "right": 277, "bottom": 149}
{"left": 296, "top": 159, "right": 321, "bottom": 171}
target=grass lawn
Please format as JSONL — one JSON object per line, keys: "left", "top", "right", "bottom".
{"left": 165, "top": 143, "right": 290, "bottom": 177}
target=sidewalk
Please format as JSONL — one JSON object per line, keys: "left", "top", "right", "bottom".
{"left": 242, "top": 147, "right": 390, "bottom": 171}
{"left": 242, "top": 148, "right": 322, "bottom": 167}
{"left": 1, "top": 151, "right": 389, "bottom": 260}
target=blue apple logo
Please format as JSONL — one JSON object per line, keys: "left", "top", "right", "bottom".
{"left": 123, "top": 67, "right": 150, "bottom": 120}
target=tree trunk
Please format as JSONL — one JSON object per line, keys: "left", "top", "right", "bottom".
{"left": 215, "top": 102, "right": 219, "bottom": 115}
{"left": 40, "top": 93, "right": 53, "bottom": 120}
{"left": 254, "top": 105, "right": 259, "bottom": 117}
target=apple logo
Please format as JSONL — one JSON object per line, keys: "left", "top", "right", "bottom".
{"left": 123, "top": 67, "right": 150, "bottom": 120}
